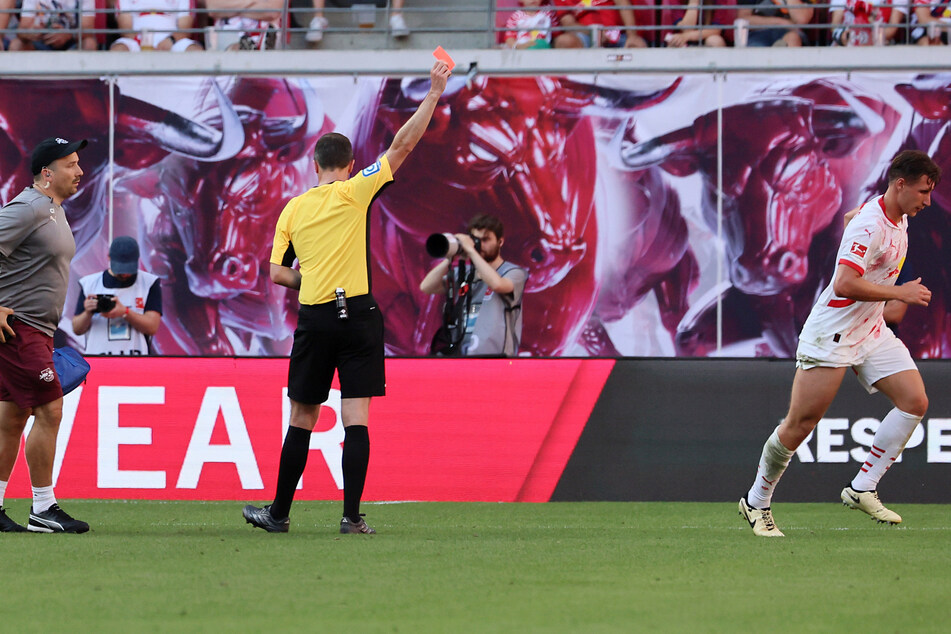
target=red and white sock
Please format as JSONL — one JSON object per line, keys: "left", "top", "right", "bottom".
{"left": 851, "top": 407, "right": 922, "bottom": 492}
{"left": 747, "top": 428, "right": 794, "bottom": 509}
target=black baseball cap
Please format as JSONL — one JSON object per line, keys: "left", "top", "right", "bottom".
{"left": 109, "top": 236, "right": 140, "bottom": 275}
{"left": 30, "top": 137, "right": 88, "bottom": 175}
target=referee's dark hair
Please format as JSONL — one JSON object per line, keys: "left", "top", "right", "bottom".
{"left": 888, "top": 150, "right": 941, "bottom": 186}
{"left": 314, "top": 132, "right": 354, "bottom": 170}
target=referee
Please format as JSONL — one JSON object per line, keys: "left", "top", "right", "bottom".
{"left": 244, "top": 60, "right": 451, "bottom": 534}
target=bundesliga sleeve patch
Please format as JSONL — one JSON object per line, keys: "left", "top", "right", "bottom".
{"left": 361, "top": 161, "right": 382, "bottom": 177}
{"left": 849, "top": 242, "right": 868, "bottom": 258}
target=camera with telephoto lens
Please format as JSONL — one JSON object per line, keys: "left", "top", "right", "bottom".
{"left": 96, "top": 294, "right": 116, "bottom": 313}
{"left": 425, "top": 233, "right": 481, "bottom": 259}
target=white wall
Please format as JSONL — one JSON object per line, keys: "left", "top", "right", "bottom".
{"left": 1, "top": 46, "right": 948, "bottom": 79}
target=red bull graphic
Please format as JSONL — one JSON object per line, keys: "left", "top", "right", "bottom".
{"left": 1, "top": 73, "right": 949, "bottom": 358}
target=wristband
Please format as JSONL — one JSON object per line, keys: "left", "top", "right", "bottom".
{"left": 124, "top": 306, "right": 130, "bottom": 318}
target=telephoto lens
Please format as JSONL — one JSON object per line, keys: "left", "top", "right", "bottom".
{"left": 426, "top": 233, "right": 461, "bottom": 258}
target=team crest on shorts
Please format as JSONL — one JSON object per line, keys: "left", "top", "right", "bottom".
{"left": 39, "top": 367, "right": 56, "bottom": 383}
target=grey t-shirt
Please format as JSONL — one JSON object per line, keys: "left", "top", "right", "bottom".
{"left": 462, "top": 261, "right": 528, "bottom": 357}
{"left": 0, "top": 187, "right": 76, "bottom": 336}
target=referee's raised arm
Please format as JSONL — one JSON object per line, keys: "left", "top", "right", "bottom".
{"left": 384, "top": 61, "right": 451, "bottom": 174}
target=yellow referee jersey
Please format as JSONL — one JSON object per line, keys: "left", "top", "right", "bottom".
{"left": 270, "top": 155, "right": 393, "bottom": 305}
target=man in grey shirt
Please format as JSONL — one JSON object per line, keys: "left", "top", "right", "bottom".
{"left": 421, "top": 214, "right": 527, "bottom": 357}
{"left": 0, "top": 137, "right": 89, "bottom": 534}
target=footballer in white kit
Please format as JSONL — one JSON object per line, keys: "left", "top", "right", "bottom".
{"left": 739, "top": 150, "right": 940, "bottom": 537}
{"left": 796, "top": 194, "right": 916, "bottom": 391}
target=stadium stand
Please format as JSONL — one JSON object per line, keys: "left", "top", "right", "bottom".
{"left": 203, "top": 0, "right": 284, "bottom": 50}
{"left": 0, "top": 1, "right": 949, "bottom": 51}
{"left": 659, "top": 0, "right": 736, "bottom": 47}
{"left": 286, "top": 0, "right": 490, "bottom": 49}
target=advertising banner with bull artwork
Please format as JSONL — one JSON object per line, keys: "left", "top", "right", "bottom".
{"left": 1, "top": 73, "right": 949, "bottom": 358}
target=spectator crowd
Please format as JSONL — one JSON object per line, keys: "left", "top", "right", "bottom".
{"left": 0, "top": 0, "right": 948, "bottom": 52}
{"left": 0, "top": 0, "right": 411, "bottom": 51}
{"left": 500, "top": 0, "right": 950, "bottom": 49}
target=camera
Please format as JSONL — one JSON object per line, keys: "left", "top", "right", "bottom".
{"left": 425, "top": 233, "right": 481, "bottom": 259}
{"left": 96, "top": 294, "right": 116, "bottom": 313}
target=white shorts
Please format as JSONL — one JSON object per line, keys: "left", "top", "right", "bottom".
{"left": 112, "top": 36, "right": 199, "bottom": 52}
{"left": 796, "top": 332, "right": 917, "bottom": 394}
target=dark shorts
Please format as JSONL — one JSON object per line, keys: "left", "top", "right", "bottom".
{"left": 287, "top": 295, "right": 385, "bottom": 405}
{"left": 31, "top": 39, "right": 78, "bottom": 51}
{"left": 748, "top": 27, "right": 809, "bottom": 47}
{"left": 0, "top": 318, "right": 62, "bottom": 409}
{"left": 911, "top": 26, "right": 948, "bottom": 45}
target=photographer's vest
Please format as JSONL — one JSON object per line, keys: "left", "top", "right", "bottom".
{"left": 78, "top": 270, "right": 159, "bottom": 355}
{"left": 462, "top": 261, "right": 527, "bottom": 357}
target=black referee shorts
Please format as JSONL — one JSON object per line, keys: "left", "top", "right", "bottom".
{"left": 287, "top": 294, "right": 386, "bottom": 405}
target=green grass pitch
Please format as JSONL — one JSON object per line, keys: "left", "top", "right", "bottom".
{"left": 1, "top": 500, "right": 949, "bottom": 632}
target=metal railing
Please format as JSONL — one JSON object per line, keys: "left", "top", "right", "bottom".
{"left": 0, "top": 2, "right": 948, "bottom": 51}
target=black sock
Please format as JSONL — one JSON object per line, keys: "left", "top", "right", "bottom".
{"left": 270, "top": 426, "right": 311, "bottom": 520}
{"left": 342, "top": 425, "right": 370, "bottom": 522}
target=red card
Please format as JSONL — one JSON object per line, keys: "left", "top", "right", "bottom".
{"left": 433, "top": 46, "right": 455, "bottom": 71}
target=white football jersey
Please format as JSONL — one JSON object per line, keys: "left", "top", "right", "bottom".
{"left": 117, "top": 0, "right": 193, "bottom": 32}
{"left": 797, "top": 195, "right": 907, "bottom": 365}
{"left": 20, "top": 0, "right": 95, "bottom": 28}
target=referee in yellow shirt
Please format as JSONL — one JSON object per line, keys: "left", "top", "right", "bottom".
{"left": 243, "top": 61, "right": 451, "bottom": 534}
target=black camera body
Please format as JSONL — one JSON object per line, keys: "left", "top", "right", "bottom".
{"left": 96, "top": 294, "right": 116, "bottom": 313}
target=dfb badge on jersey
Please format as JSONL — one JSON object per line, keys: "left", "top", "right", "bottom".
{"left": 362, "top": 161, "right": 382, "bottom": 177}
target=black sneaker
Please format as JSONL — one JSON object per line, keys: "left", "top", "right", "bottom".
{"left": 0, "top": 506, "right": 27, "bottom": 532}
{"left": 340, "top": 515, "right": 376, "bottom": 534}
{"left": 242, "top": 504, "right": 289, "bottom": 533}
{"left": 28, "top": 504, "right": 89, "bottom": 533}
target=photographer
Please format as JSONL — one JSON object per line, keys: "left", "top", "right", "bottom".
{"left": 420, "top": 214, "right": 528, "bottom": 357}
{"left": 71, "top": 236, "right": 162, "bottom": 355}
